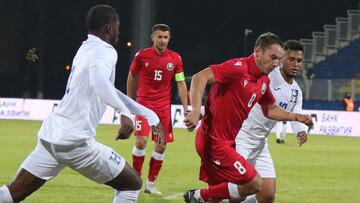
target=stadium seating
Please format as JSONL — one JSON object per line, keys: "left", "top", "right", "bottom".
{"left": 313, "top": 39, "right": 360, "bottom": 78}
{"left": 300, "top": 6, "right": 360, "bottom": 79}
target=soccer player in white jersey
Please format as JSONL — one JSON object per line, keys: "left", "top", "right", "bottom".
{"left": 237, "top": 40, "right": 308, "bottom": 203}
{"left": 0, "top": 5, "right": 165, "bottom": 203}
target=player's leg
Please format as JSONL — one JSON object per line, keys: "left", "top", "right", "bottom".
{"left": 132, "top": 115, "right": 150, "bottom": 176}
{"left": 145, "top": 109, "right": 172, "bottom": 195}
{"left": 185, "top": 138, "right": 262, "bottom": 203}
{"left": 280, "top": 121, "right": 287, "bottom": 143}
{"left": 55, "top": 139, "right": 142, "bottom": 203}
{"left": 275, "top": 122, "right": 282, "bottom": 144}
{"left": 1, "top": 139, "right": 64, "bottom": 203}
{"left": 106, "top": 163, "right": 142, "bottom": 203}
{"left": 242, "top": 142, "right": 276, "bottom": 203}
{"left": 144, "top": 142, "right": 166, "bottom": 195}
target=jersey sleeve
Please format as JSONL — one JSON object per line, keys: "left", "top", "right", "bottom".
{"left": 210, "top": 59, "right": 244, "bottom": 83}
{"left": 90, "top": 46, "right": 117, "bottom": 75}
{"left": 258, "top": 80, "right": 276, "bottom": 105}
{"left": 129, "top": 51, "right": 141, "bottom": 74}
{"left": 89, "top": 47, "right": 131, "bottom": 114}
{"left": 174, "top": 53, "right": 184, "bottom": 73}
{"left": 290, "top": 88, "right": 308, "bottom": 134}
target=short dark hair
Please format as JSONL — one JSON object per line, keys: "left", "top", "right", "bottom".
{"left": 254, "top": 32, "right": 283, "bottom": 50}
{"left": 284, "top": 40, "right": 304, "bottom": 52}
{"left": 86, "top": 5, "right": 119, "bottom": 33}
{"left": 152, "top": 24, "right": 171, "bottom": 33}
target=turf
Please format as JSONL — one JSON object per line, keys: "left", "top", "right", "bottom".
{"left": 0, "top": 120, "right": 360, "bottom": 203}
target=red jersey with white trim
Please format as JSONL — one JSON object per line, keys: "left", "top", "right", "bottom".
{"left": 129, "top": 47, "right": 184, "bottom": 109}
{"left": 199, "top": 55, "right": 275, "bottom": 146}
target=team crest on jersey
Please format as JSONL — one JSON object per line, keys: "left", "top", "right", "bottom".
{"left": 167, "top": 63, "right": 174, "bottom": 71}
{"left": 261, "top": 83, "right": 267, "bottom": 94}
{"left": 145, "top": 62, "right": 149, "bottom": 67}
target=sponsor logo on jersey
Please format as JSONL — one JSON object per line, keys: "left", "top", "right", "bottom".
{"left": 213, "top": 160, "right": 221, "bottom": 165}
{"left": 274, "top": 87, "right": 281, "bottom": 91}
{"left": 243, "top": 80, "right": 248, "bottom": 87}
{"left": 167, "top": 63, "right": 174, "bottom": 71}
{"left": 234, "top": 61, "right": 242, "bottom": 66}
{"left": 261, "top": 83, "right": 267, "bottom": 94}
{"left": 145, "top": 62, "right": 149, "bottom": 67}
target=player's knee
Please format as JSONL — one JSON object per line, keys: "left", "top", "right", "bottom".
{"left": 252, "top": 175, "right": 263, "bottom": 193}
{"left": 258, "top": 194, "right": 275, "bottom": 203}
{"left": 132, "top": 175, "right": 143, "bottom": 190}
{"left": 154, "top": 143, "right": 166, "bottom": 153}
{"left": 135, "top": 137, "right": 147, "bottom": 149}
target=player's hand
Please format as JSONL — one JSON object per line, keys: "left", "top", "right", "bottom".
{"left": 116, "top": 115, "right": 134, "bottom": 140}
{"left": 297, "top": 131, "right": 308, "bottom": 147}
{"left": 152, "top": 122, "right": 165, "bottom": 145}
{"left": 184, "top": 111, "right": 200, "bottom": 132}
{"left": 184, "top": 109, "right": 191, "bottom": 117}
{"left": 295, "top": 114, "right": 313, "bottom": 128}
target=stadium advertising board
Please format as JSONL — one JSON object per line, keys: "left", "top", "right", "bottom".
{"left": 0, "top": 98, "right": 359, "bottom": 137}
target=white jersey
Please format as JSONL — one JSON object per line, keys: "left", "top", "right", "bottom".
{"left": 240, "top": 67, "right": 307, "bottom": 141}
{"left": 39, "top": 34, "right": 120, "bottom": 145}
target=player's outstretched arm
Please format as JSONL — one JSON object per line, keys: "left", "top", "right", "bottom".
{"left": 115, "top": 89, "right": 160, "bottom": 127}
{"left": 261, "top": 104, "right": 313, "bottom": 127}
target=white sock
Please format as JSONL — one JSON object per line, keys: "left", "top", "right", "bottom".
{"left": 193, "top": 189, "right": 204, "bottom": 202}
{"left": 132, "top": 146, "right": 145, "bottom": 157}
{"left": 281, "top": 122, "right": 287, "bottom": 140}
{"left": 151, "top": 151, "right": 165, "bottom": 161}
{"left": 112, "top": 190, "right": 140, "bottom": 203}
{"left": 0, "top": 185, "right": 14, "bottom": 203}
{"left": 241, "top": 194, "right": 258, "bottom": 203}
{"left": 275, "top": 122, "right": 281, "bottom": 139}
{"left": 228, "top": 182, "right": 241, "bottom": 199}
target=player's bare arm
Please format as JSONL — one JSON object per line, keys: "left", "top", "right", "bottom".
{"left": 116, "top": 115, "right": 134, "bottom": 140}
{"left": 176, "top": 80, "right": 189, "bottom": 113}
{"left": 261, "top": 103, "right": 313, "bottom": 127}
{"left": 184, "top": 67, "right": 215, "bottom": 131}
{"left": 126, "top": 72, "right": 138, "bottom": 99}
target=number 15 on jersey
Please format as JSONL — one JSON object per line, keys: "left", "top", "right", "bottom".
{"left": 154, "top": 70, "right": 162, "bottom": 81}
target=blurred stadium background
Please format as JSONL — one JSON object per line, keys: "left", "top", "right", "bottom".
{"left": 1, "top": 0, "right": 360, "bottom": 202}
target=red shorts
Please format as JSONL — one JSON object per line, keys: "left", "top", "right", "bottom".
{"left": 195, "top": 129, "right": 257, "bottom": 185}
{"left": 134, "top": 108, "right": 174, "bottom": 143}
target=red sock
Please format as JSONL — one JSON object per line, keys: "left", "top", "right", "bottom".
{"left": 200, "top": 182, "right": 230, "bottom": 202}
{"left": 132, "top": 155, "right": 145, "bottom": 176}
{"left": 148, "top": 157, "right": 163, "bottom": 182}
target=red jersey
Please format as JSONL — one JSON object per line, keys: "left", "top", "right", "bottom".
{"left": 129, "top": 47, "right": 184, "bottom": 110}
{"left": 199, "top": 55, "right": 275, "bottom": 146}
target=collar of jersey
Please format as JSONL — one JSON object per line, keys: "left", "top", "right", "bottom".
{"left": 86, "top": 34, "right": 114, "bottom": 48}
{"left": 151, "top": 46, "right": 169, "bottom": 56}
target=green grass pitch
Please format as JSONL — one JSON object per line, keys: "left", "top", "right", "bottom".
{"left": 1, "top": 119, "right": 360, "bottom": 203}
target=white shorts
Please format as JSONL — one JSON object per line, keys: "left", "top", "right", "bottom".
{"left": 235, "top": 131, "right": 276, "bottom": 178}
{"left": 21, "top": 138, "right": 126, "bottom": 184}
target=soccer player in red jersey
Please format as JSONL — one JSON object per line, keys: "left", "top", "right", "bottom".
{"left": 127, "top": 24, "right": 188, "bottom": 195}
{"left": 183, "top": 32, "right": 313, "bottom": 203}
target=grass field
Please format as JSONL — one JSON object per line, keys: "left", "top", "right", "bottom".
{"left": 1, "top": 119, "right": 360, "bottom": 203}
